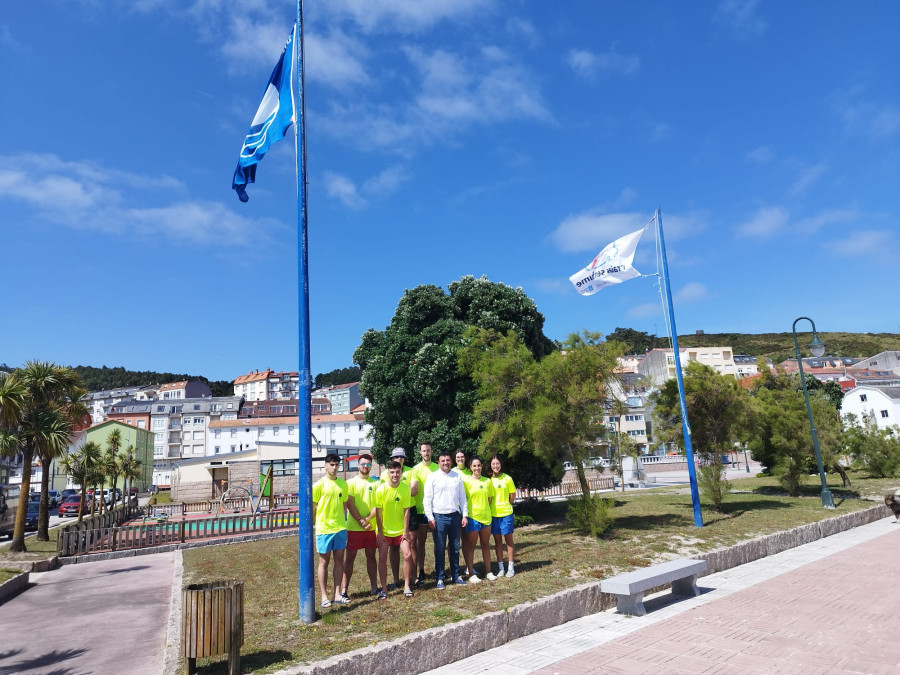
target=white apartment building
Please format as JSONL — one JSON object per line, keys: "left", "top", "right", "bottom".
{"left": 637, "top": 347, "right": 737, "bottom": 386}
{"left": 312, "top": 382, "right": 362, "bottom": 415}
{"left": 150, "top": 396, "right": 242, "bottom": 487}
{"left": 233, "top": 370, "right": 300, "bottom": 401}
{"left": 207, "top": 416, "right": 301, "bottom": 456}
{"left": 83, "top": 387, "right": 144, "bottom": 424}
{"left": 841, "top": 387, "right": 900, "bottom": 431}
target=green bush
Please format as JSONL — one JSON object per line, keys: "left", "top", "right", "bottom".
{"left": 513, "top": 514, "right": 534, "bottom": 528}
{"left": 698, "top": 457, "right": 729, "bottom": 511}
{"left": 566, "top": 494, "right": 614, "bottom": 537}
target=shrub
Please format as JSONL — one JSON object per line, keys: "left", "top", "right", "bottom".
{"left": 566, "top": 494, "right": 614, "bottom": 537}
{"left": 513, "top": 514, "right": 535, "bottom": 528}
{"left": 698, "top": 456, "right": 729, "bottom": 511}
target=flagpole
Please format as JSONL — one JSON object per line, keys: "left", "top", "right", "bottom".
{"left": 656, "top": 207, "right": 703, "bottom": 528}
{"left": 294, "top": 0, "right": 316, "bottom": 622}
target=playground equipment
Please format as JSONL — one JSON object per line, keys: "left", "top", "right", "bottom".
{"left": 215, "top": 467, "right": 275, "bottom": 517}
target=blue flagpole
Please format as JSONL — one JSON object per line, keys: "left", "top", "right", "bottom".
{"left": 294, "top": 0, "right": 316, "bottom": 622}
{"left": 656, "top": 207, "right": 703, "bottom": 528}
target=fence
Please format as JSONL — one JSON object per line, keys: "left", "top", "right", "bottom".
{"left": 519, "top": 475, "right": 614, "bottom": 499}
{"left": 55, "top": 502, "right": 141, "bottom": 555}
{"left": 145, "top": 493, "right": 300, "bottom": 518}
{"left": 58, "top": 509, "right": 301, "bottom": 556}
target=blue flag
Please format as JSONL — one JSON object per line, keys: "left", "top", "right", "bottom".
{"left": 232, "top": 26, "right": 296, "bottom": 202}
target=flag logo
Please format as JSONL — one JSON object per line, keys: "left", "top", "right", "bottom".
{"left": 232, "top": 26, "right": 296, "bottom": 202}
{"left": 569, "top": 227, "right": 646, "bottom": 296}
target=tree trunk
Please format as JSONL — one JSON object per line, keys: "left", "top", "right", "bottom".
{"left": 617, "top": 420, "right": 625, "bottom": 493}
{"left": 9, "top": 446, "right": 34, "bottom": 553}
{"left": 570, "top": 447, "right": 592, "bottom": 500}
{"left": 78, "top": 479, "right": 86, "bottom": 523}
{"left": 36, "top": 458, "right": 52, "bottom": 541}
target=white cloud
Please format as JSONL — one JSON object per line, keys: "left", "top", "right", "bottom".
{"left": 532, "top": 278, "right": 571, "bottom": 296}
{"left": 549, "top": 209, "right": 706, "bottom": 254}
{"left": 506, "top": 17, "right": 539, "bottom": 47}
{"left": 746, "top": 145, "right": 774, "bottom": 164}
{"left": 787, "top": 163, "right": 827, "bottom": 196}
{"left": 566, "top": 46, "right": 640, "bottom": 79}
{"left": 795, "top": 208, "right": 860, "bottom": 235}
{"left": 0, "top": 152, "right": 277, "bottom": 247}
{"left": 830, "top": 86, "right": 900, "bottom": 140}
{"left": 319, "top": 0, "right": 493, "bottom": 33}
{"left": 735, "top": 206, "right": 789, "bottom": 238}
{"left": 626, "top": 303, "right": 659, "bottom": 319}
{"left": 362, "top": 165, "right": 410, "bottom": 195}
{"left": 674, "top": 282, "right": 709, "bottom": 304}
{"left": 324, "top": 171, "right": 367, "bottom": 209}
{"left": 823, "top": 229, "right": 898, "bottom": 261}
{"left": 715, "top": 0, "right": 767, "bottom": 38}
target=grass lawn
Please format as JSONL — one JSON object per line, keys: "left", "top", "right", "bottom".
{"left": 0, "top": 568, "right": 24, "bottom": 583}
{"left": 0, "top": 529, "right": 59, "bottom": 559}
{"left": 182, "top": 471, "right": 896, "bottom": 674}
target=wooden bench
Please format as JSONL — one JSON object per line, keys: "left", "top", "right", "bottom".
{"left": 600, "top": 558, "right": 707, "bottom": 616}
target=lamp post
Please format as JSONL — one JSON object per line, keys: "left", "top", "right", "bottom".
{"left": 742, "top": 443, "right": 751, "bottom": 473}
{"left": 792, "top": 317, "right": 835, "bottom": 509}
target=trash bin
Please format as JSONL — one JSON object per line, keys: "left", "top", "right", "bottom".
{"left": 182, "top": 580, "right": 244, "bottom": 675}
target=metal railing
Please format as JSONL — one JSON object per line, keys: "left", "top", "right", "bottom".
{"left": 519, "top": 476, "right": 615, "bottom": 499}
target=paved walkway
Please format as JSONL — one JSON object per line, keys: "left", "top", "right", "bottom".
{"left": 0, "top": 552, "right": 176, "bottom": 675}
{"left": 428, "top": 517, "right": 898, "bottom": 674}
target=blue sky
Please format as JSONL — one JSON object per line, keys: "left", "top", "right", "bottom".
{"left": 2, "top": 1, "right": 898, "bottom": 382}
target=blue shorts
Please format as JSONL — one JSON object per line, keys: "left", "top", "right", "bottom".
{"left": 316, "top": 529, "right": 348, "bottom": 554}
{"left": 491, "top": 514, "right": 514, "bottom": 536}
{"left": 465, "top": 518, "right": 489, "bottom": 533}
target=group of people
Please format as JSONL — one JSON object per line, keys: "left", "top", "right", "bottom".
{"left": 311, "top": 442, "right": 517, "bottom": 608}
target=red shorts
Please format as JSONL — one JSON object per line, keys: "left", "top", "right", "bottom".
{"left": 347, "top": 529, "right": 377, "bottom": 550}
{"left": 384, "top": 535, "right": 404, "bottom": 546}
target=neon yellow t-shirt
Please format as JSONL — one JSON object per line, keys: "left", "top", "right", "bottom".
{"left": 409, "top": 461, "right": 439, "bottom": 511}
{"left": 346, "top": 475, "right": 378, "bottom": 532}
{"left": 312, "top": 476, "right": 349, "bottom": 535}
{"left": 490, "top": 473, "right": 516, "bottom": 518}
{"left": 375, "top": 481, "right": 412, "bottom": 538}
{"left": 456, "top": 465, "right": 472, "bottom": 476}
{"left": 464, "top": 475, "right": 494, "bottom": 525}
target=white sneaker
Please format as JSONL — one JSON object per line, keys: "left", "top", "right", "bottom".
{"left": 486, "top": 573, "right": 498, "bottom": 581}
{"left": 505, "top": 567, "right": 515, "bottom": 578}
{"left": 469, "top": 574, "right": 481, "bottom": 584}
{"left": 497, "top": 566, "right": 505, "bottom": 577}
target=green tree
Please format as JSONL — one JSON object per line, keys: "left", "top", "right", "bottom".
{"left": 102, "top": 428, "right": 123, "bottom": 512}
{"left": 314, "top": 366, "right": 362, "bottom": 389}
{"left": 0, "top": 362, "right": 84, "bottom": 552}
{"left": 606, "top": 327, "right": 662, "bottom": 354}
{"left": 650, "top": 361, "right": 750, "bottom": 511}
{"left": 844, "top": 416, "right": 900, "bottom": 478}
{"left": 354, "top": 276, "right": 554, "bottom": 465}
{"left": 460, "top": 329, "right": 624, "bottom": 500}
{"left": 61, "top": 440, "right": 102, "bottom": 522}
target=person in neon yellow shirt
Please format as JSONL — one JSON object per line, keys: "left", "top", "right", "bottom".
{"left": 313, "top": 453, "right": 365, "bottom": 607}
{"left": 462, "top": 455, "right": 494, "bottom": 583}
{"left": 341, "top": 453, "right": 379, "bottom": 600}
{"left": 455, "top": 449, "right": 472, "bottom": 476}
{"left": 489, "top": 454, "right": 517, "bottom": 578}
{"left": 374, "top": 460, "right": 414, "bottom": 598}
{"left": 409, "top": 442, "right": 439, "bottom": 586}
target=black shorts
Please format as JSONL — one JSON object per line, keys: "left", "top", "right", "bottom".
{"left": 407, "top": 506, "right": 419, "bottom": 532}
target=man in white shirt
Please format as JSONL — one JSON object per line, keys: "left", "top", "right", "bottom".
{"left": 424, "top": 450, "right": 468, "bottom": 588}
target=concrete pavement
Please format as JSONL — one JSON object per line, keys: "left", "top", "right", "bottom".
{"left": 0, "top": 551, "right": 176, "bottom": 675}
{"left": 427, "top": 516, "right": 898, "bottom": 674}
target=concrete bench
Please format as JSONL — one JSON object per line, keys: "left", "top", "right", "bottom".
{"left": 600, "top": 558, "right": 707, "bottom": 616}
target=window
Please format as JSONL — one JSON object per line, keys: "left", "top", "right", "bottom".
{"left": 214, "top": 446, "right": 220, "bottom": 454}
{"left": 358, "top": 423, "right": 364, "bottom": 431}
{"left": 271, "top": 406, "right": 282, "bottom": 414}
{"left": 625, "top": 415, "right": 644, "bottom": 422}
{"left": 288, "top": 426, "right": 295, "bottom": 435}
{"left": 860, "top": 394, "right": 867, "bottom": 402}
{"left": 700, "top": 354, "right": 709, "bottom": 359}
{"left": 627, "top": 429, "right": 644, "bottom": 437}
{"left": 712, "top": 352, "right": 721, "bottom": 358}
{"left": 183, "top": 418, "right": 191, "bottom": 426}
{"left": 285, "top": 406, "right": 296, "bottom": 413}
{"left": 194, "top": 404, "right": 200, "bottom": 411}
{"left": 231, "top": 429, "right": 237, "bottom": 438}
{"left": 608, "top": 416, "right": 619, "bottom": 423}
{"left": 344, "top": 438, "right": 350, "bottom": 446}
{"left": 226, "top": 403, "right": 233, "bottom": 409}
{"left": 344, "top": 423, "right": 350, "bottom": 432}
{"left": 153, "top": 419, "right": 164, "bottom": 429}
{"left": 193, "top": 417, "right": 203, "bottom": 425}
{"left": 214, "top": 429, "right": 221, "bottom": 439}
{"left": 881, "top": 410, "right": 890, "bottom": 418}
{"left": 193, "top": 431, "right": 203, "bottom": 440}
{"left": 137, "top": 420, "right": 146, "bottom": 428}
{"left": 231, "top": 445, "right": 236, "bottom": 453}
{"left": 157, "top": 405, "right": 165, "bottom": 413}
{"left": 258, "top": 406, "right": 267, "bottom": 413}
{"left": 273, "top": 426, "right": 280, "bottom": 436}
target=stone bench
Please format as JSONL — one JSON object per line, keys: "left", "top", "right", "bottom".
{"left": 600, "top": 558, "right": 707, "bottom": 616}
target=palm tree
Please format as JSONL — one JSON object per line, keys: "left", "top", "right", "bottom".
{"left": 102, "top": 429, "right": 123, "bottom": 512}
{"left": 121, "top": 449, "right": 142, "bottom": 511}
{"left": 2, "top": 362, "right": 82, "bottom": 553}
{"left": 61, "top": 440, "right": 102, "bottom": 522}
{"left": 0, "top": 372, "right": 27, "bottom": 481}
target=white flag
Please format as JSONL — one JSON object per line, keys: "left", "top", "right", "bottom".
{"left": 569, "top": 227, "right": 646, "bottom": 296}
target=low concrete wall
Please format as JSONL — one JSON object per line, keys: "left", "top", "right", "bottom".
{"left": 272, "top": 503, "right": 889, "bottom": 675}
{"left": 0, "top": 570, "right": 29, "bottom": 604}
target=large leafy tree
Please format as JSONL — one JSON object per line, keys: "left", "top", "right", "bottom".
{"left": 460, "top": 329, "right": 624, "bottom": 497}
{"left": 0, "top": 362, "right": 84, "bottom": 552}
{"left": 650, "top": 361, "right": 751, "bottom": 510}
{"left": 606, "top": 327, "right": 662, "bottom": 354}
{"left": 354, "top": 276, "right": 554, "bottom": 465}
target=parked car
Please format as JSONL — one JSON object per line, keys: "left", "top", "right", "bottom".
{"left": 0, "top": 484, "right": 21, "bottom": 539}
{"left": 47, "top": 490, "right": 62, "bottom": 508}
{"left": 148, "top": 485, "right": 159, "bottom": 494}
{"left": 58, "top": 494, "right": 87, "bottom": 518}
{"left": 60, "top": 488, "right": 78, "bottom": 502}
{"left": 128, "top": 487, "right": 139, "bottom": 496}
{"left": 24, "top": 502, "right": 40, "bottom": 532}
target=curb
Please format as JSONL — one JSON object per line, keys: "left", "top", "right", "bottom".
{"left": 162, "top": 549, "right": 184, "bottom": 675}
{"left": 270, "top": 503, "right": 889, "bottom": 675}
{"left": 0, "top": 570, "right": 30, "bottom": 605}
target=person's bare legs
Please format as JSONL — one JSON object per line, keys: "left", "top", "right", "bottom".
{"left": 416, "top": 523, "right": 429, "bottom": 579}
{"left": 504, "top": 534, "right": 515, "bottom": 566}
{"left": 317, "top": 551, "right": 332, "bottom": 602}
{"left": 493, "top": 533, "right": 504, "bottom": 573}
{"left": 463, "top": 529, "right": 477, "bottom": 576}
{"left": 341, "top": 548, "right": 357, "bottom": 595}
{"left": 377, "top": 538, "right": 389, "bottom": 592}
{"left": 478, "top": 528, "right": 492, "bottom": 576}
{"left": 332, "top": 549, "right": 345, "bottom": 602}
{"left": 389, "top": 544, "right": 401, "bottom": 586}
{"left": 364, "top": 547, "right": 378, "bottom": 593}
{"left": 401, "top": 538, "right": 414, "bottom": 593}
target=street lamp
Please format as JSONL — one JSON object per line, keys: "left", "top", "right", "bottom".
{"left": 792, "top": 317, "right": 835, "bottom": 509}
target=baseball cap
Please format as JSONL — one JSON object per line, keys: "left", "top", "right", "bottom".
{"left": 390, "top": 447, "right": 406, "bottom": 459}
